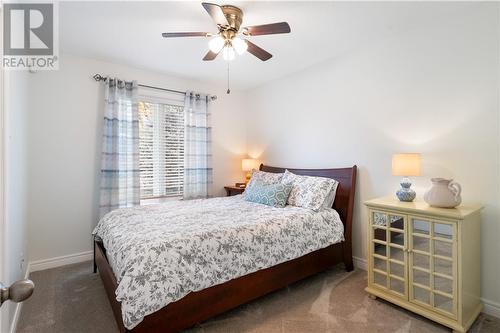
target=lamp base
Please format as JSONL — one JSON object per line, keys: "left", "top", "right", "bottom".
{"left": 396, "top": 177, "right": 416, "bottom": 202}
{"left": 245, "top": 172, "right": 252, "bottom": 184}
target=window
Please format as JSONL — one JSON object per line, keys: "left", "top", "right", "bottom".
{"left": 138, "top": 96, "right": 185, "bottom": 200}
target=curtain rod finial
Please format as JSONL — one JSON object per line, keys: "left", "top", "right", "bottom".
{"left": 93, "top": 74, "right": 105, "bottom": 81}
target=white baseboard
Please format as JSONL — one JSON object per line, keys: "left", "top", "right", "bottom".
{"left": 353, "top": 256, "right": 367, "bottom": 271}
{"left": 9, "top": 262, "right": 30, "bottom": 333}
{"left": 482, "top": 298, "right": 500, "bottom": 318}
{"left": 29, "top": 251, "right": 93, "bottom": 273}
{"left": 9, "top": 252, "right": 93, "bottom": 332}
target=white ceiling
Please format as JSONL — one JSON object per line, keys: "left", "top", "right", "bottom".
{"left": 60, "top": 1, "right": 476, "bottom": 90}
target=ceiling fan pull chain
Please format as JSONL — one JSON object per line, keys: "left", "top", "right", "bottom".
{"left": 226, "top": 63, "right": 231, "bottom": 94}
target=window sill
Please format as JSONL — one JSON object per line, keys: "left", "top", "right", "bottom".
{"left": 140, "top": 196, "right": 182, "bottom": 205}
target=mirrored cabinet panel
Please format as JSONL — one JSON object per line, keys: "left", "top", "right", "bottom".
{"left": 413, "top": 252, "right": 430, "bottom": 270}
{"left": 369, "top": 210, "right": 407, "bottom": 298}
{"left": 390, "top": 277, "right": 405, "bottom": 295}
{"left": 434, "top": 257, "right": 452, "bottom": 277}
{"left": 413, "top": 235, "right": 430, "bottom": 252}
{"left": 390, "top": 247, "right": 405, "bottom": 263}
{"left": 434, "top": 293, "right": 454, "bottom": 314}
{"left": 413, "top": 268, "right": 430, "bottom": 286}
{"left": 370, "top": 211, "right": 389, "bottom": 291}
{"left": 390, "top": 261, "right": 404, "bottom": 279}
{"left": 409, "top": 216, "right": 456, "bottom": 318}
{"left": 413, "top": 286, "right": 431, "bottom": 305}
{"left": 412, "top": 218, "right": 430, "bottom": 235}
{"left": 373, "top": 256, "right": 387, "bottom": 273}
{"left": 373, "top": 271, "right": 387, "bottom": 289}
{"left": 434, "top": 222, "right": 453, "bottom": 240}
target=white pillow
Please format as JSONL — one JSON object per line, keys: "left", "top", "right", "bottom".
{"left": 281, "top": 169, "right": 338, "bottom": 211}
{"left": 321, "top": 181, "right": 339, "bottom": 209}
{"left": 246, "top": 169, "right": 283, "bottom": 189}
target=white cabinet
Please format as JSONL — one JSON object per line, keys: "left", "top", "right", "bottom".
{"left": 365, "top": 197, "right": 482, "bottom": 333}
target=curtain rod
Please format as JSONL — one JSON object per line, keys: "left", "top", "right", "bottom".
{"left": 92, "top": 74, "right": 217, "bottom": 101}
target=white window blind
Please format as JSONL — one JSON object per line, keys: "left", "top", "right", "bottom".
{"left": 138, "top": 100, "right": 185, "bottom": 199}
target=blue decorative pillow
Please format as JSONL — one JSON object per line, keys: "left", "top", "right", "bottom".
{"left": 244, "top": 182, "right": 293, "bottom": 208}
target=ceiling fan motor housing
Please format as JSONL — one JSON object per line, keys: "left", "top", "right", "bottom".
{"left": 221, "top": 5, "right": 243, "bottom": 32}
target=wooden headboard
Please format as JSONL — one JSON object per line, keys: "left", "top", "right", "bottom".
{"left": 259, "top": 164, "right": 357, "bottom": 245}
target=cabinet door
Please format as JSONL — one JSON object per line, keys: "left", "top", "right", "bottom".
{"left": 408, "top": 216, "right": 457, "bottom": 319}
{"left": 369, "top": 210, "right": 407, "bottom": 298}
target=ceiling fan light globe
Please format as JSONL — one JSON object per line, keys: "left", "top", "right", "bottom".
{"left": 222, "top": 46, "right": 235, "bottom": 61}
{"left": 232, "top": 37, "right": 248, "bottom": 55}
{"left": 208, "top": 36, "right": 225, "bottom": 53}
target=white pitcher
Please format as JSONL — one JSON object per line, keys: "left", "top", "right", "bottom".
{"left": 424, "top": 178, "right": 462, "bottom": 208}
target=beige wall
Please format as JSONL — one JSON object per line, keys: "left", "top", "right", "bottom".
{"left": 24, "top": 53, "right": 247, "bottom": 262}
{"left": 245, "top": 3, "right": 500, "bottom": 311}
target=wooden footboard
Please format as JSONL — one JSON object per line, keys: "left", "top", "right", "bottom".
{"left": 95, "top": 239, "right": 126, "bottom": 330}
{"left": 95, "top": 239, "right": 345, "bottom": 333}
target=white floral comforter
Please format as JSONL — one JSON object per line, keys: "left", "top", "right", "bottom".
{"left": 92, "top": 195, "right": 344, "bottom": 329}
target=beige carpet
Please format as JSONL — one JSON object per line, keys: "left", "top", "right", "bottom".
{"left": 17, "top": 261, "right": 500, "bottom": 333}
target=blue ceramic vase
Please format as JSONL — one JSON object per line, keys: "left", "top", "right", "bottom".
{"left": 396, "top": 177, "right": 416, "bottom": 202}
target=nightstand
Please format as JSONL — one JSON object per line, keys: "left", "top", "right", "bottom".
{"left": 365, "top": 196, "right": 482, "bottom": 333}
{"left": 224, "top": 186, "right": 245, "bottom": 196}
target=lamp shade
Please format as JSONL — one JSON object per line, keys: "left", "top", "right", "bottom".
{"left": 392, "top": 153, "right": 421, "bottom": 176}
{"left": 232, "top": 37, "right": 248, "bottom": 55}
{"left": 242, "top": 159, "right": 259, "bottom": 172}
{"left": 209, "top": 36, "right": 225, "bottom": 53}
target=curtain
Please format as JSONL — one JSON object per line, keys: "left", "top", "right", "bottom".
{"left": 99, "top": 78, "right": 140, "bottom": 218}
{"left": 183, "top": 92, "right": 212, "bottom": 199}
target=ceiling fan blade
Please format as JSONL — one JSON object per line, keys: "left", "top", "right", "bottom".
{"left": 162, "top": 32, "right": 211, "bottom": 38}
{"left": 203, "top": 50, "right": 219, "bottom": 61}
{"left": 243, "top": 22, "right": 291, "bottom": 36}
{"left": 245, "top": 40, "right": 272, "bottom": 61}
{"left": 202, "top": 2, "right": 229, "bottom": 27}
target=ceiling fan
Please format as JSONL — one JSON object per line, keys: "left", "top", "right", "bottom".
{"left": 162, "top": 2, "right": 291, "bottom": 62}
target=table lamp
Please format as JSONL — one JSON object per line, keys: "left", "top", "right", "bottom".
{"left": 242, "top": 159, "right": 259, "bottom": 184}
{"left": 392, "top": 153, "right": 421, "bottom": 202}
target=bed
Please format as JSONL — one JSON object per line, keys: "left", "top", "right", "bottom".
{"left": 93, "top": 164, "right": 357, "bottom": 333}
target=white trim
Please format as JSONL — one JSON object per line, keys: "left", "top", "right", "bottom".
{"left": 0, "top": 10, "right": 6, "bottom": 333}
{"left": 29, "top": 251, "right": 93, "bottom": 273}
{"left": 353, "top": 256, "right": 367, "bottom": 271}
{"left": 9, "top": 251, "right": 93, "bottom": 333}
{"left": 9, "top": 262, "right": 30, "bottom": 333}
{"left": 482, "top": 298, "right": 500, "bottom": 319}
